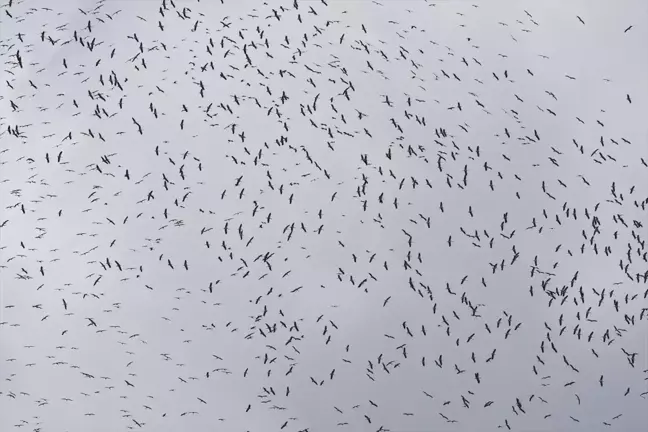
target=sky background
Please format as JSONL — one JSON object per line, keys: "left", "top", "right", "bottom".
{"left": 1, "top": 0, "right": 647, "bottom": 431}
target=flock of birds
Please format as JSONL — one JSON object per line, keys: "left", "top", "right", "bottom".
{"left": 1, "top": 0, "right": 647, "bottom": 431}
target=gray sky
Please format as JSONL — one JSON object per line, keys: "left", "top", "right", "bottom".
{"left": 1, "top": 0, "right": 647, "bottom": 431}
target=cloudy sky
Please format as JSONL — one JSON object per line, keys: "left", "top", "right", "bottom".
{"left": 1, "top": 0, "right": 647, "bottom": 431}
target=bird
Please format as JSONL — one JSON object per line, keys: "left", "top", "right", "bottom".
{"left": 0, "top": 2, "right": 644, "bottom": 432}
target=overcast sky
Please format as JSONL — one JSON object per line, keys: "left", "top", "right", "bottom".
{"left": 1, "top": 0, "right": 647, "bottom": 431}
